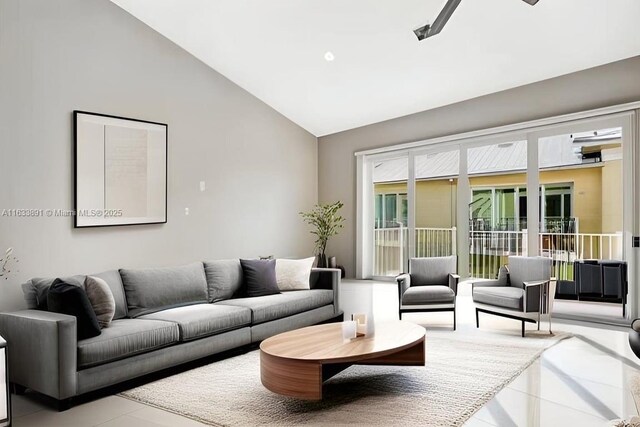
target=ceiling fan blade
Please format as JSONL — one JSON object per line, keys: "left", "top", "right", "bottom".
{"left": 414, "top": 0, "right": 462, "bottom": 40}
{"left": 521, "top": 0, "right": 540, "bottom": 5}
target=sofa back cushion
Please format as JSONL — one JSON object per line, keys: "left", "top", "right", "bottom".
{"left": 203, "top": 259, "right": 243, "bottom": 303}
{"left": 120, "top": 262, "right": 208, "bottom": 318}
{"left": 409, "top": 256, "right": 456, "bottom": 286}
{"left": 21, "top": 269, "right": 128, "bottom": 319}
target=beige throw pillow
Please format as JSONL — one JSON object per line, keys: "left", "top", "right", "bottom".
{"left": 84, "top": 276, "right": 116, "bottom": 328}
{"left": 275, "top": 257, "right": 315, "bottom": 291}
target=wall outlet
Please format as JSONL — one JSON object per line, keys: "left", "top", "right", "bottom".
{"left": 199, "top": 181, "right": 206, "bottom": 192}
{"left": 185, "top": 207, "right": 190, "bottom": 216}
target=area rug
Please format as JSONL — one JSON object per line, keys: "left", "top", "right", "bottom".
{"left": 120, "top": 330, "right": 569, "bottom": 426}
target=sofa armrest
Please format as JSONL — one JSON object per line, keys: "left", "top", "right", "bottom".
{"left": 0, "top": 310, "right": 77, "bottom": 399}
{"left": 310, "top": 268, "right": 341, "bottom": 314}
{"left": 448, "top": 274, "right": 460, "bottom": 296}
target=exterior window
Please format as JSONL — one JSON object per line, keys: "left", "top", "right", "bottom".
{"left": 471, "top": 184, "right": 573, "bottom": 232}
{"left": 375, "top": 193, "right": 407, "bottom": 228}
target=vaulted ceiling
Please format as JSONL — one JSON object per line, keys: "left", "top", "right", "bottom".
{"left": 111, "top": 0, "right": 640, "bottom": 136}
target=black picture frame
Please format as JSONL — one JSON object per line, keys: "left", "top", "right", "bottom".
{"left": 73, "top": 110, "right": 169, "bottom": 228}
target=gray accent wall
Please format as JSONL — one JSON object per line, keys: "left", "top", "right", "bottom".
{"left": 0, "top": 0, "right": 317, "bottom": 311}
{"left": 318, "top": 56, "right": 640, "bottom": 277}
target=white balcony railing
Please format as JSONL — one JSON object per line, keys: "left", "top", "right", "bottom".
{"left": 373, "top": 227, "right": 623, "bottom": 279}
{"left": 469, "top": 230, "right": 527, "bottom": 279}
{"left": 373, "top": 227, "right": 457, "bottom": 277}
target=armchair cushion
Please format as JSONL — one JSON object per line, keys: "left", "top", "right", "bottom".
{"left": 402, "top": 285, "right": 455, "bottom": 306}
{"left": 473, "top": 286, "right": 524, "bottom": 311}
{"left": 409, "top": 256, "right": 456, "bottom": 286}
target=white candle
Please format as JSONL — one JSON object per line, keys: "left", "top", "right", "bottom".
{"left": 342, "top": 320, "right": 357, "bottom": 339}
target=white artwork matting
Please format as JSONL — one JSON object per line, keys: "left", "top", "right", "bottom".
{"left": 74, "top": 111, "right": 167, "bottom": 227}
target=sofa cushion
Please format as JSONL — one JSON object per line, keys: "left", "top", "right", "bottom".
{"left": 138, "top": 304, "right": 251, "bottom": 341}
{"left": 77, "top": 318, "right": 179, "bottom": 369}
{"left": 473, "top": 286, "right": 524, "bottom": 310}
{"left": 275, "top": 257, "right": 315, "bottom": 291}
{"left": 401, "top": 285, "right": 455, "bottom": 305}
{"left": 203, "top": 259, "right": 243, "bottom": 303}
{"left": 240, "top": 259, "right": 280, "bottom": 297}
{"left": 85, "top": 276, "right": 116, "bottom": 328}
{"left": 47, "top": 279, "right": 102, "bottom": 340}
{"left": 93, "top": 270, "right": 128, "bottom": 320}
{"left": 22, "top": 269, "right": 128, "bottom": 319}
{"left": 215, "top": 289, "right": 333, "bottom": 324}
{"left": 120, "top": 263, "right": 208, "bottom": 318}
{"left": 409, "top": 256, "right": 456, "bottom": 286}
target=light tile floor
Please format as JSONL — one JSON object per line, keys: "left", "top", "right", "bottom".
{"left": 341, "top": 279, "right": 640, "bottom": 426}
{"left": 10, "top": 279, "right": 640, "bottom": 426}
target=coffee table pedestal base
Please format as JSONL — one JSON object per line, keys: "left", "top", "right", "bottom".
{"left": 260, "top": 337, "right": 425, "bottom": 400}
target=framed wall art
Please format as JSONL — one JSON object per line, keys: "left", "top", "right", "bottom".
{"left": 74, "top": 111, "right": 167, "bottom": 228}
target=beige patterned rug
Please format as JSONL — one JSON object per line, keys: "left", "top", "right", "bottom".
{"left": 120, "top": 329, "right": 569, "bottom": 426}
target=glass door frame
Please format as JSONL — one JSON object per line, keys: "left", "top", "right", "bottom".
{"left": 528, "top": 112, "right": 636, "bottom": 322}
{"left": 359, "top": 150, "right": 410, "bottom": 280}
{"left": 356, "top": 106, "right": 638, "bottom": 323}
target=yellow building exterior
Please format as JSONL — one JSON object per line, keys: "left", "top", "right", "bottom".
{"left": 374, "top": 160, "right": 622, "bottom": 234}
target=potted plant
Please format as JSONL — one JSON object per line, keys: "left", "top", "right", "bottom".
{"left": 300, "top": 201, "right": 345, "bottom": 268}
{"left": 0, "top": 248, "right": 17, "bottom": 280}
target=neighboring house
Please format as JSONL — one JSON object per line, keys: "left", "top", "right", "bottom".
{"left": 372, "top": 132, "right": 623, "bottom": 277}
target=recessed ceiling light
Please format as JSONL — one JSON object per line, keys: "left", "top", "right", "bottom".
{"left": 324, "top": 51, "right": 335, "bottom": 62}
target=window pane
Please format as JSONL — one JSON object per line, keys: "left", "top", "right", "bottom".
{"left": 470, "top": 190, "right": 492, "bottom": 230}
{"left": 538, "top": 126, "right": 623, "bottom": 294}
{"left": 373, "top": 157, "right": 408, "bottom": 276}
{"left": 468, "top": 140, "right": 527, "bottom": 279}
{"left": 400, "top": 194, "right": 408, "bottom": 227}
{"left": 414, "top": 150, "right": 459, "bottom": 259}
{"left": 384, "top": 195, "right": 397, "bottom": 227}
{"left": 374, "top": 194, "right": 383, "bottom": 228}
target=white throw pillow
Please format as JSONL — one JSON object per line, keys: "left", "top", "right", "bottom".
{"left": 275, "top": 257, "right": 315, "bottom": 291}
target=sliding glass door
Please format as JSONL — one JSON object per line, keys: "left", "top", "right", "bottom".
{"left": 413, "top": 149, "right": 459, "bottom": 260}
{"left": 360, "top": 110, "right": 636, "bottom": 321}
{"left": 372, "top": 156, "right": 408, "bottom": 277}
{"left": 467, "top": 139, "right": 528, "bottom": 278}
{"left": 534, "top": 118, "right": 630, "bottom": 321}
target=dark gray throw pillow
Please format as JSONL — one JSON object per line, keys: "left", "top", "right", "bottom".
{"left": 47, "top": 279, "right": 101, "bottom": 340}
{"left": 240, "top": 259, "right": 280, "bottom": 298}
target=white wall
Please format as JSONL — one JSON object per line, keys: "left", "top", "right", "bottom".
{"left": 319, "top": 56, "right": 640, "bottom": 278}
{"left": 0, "top": 0, "right": 318, "bottom": 311}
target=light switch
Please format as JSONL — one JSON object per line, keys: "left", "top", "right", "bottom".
{"left": 185, "top": 207, "right": 190, "bottom": 216}
{"left": 199, "top": 181, "right": 206, "bottom": 192}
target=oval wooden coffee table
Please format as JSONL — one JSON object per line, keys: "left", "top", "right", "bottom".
{"left": 260, "top": 320, "right": 425, "bottom": 400}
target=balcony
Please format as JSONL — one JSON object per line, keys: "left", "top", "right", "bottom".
{"left": 373, "top": 227, "right": 623, "bottom": 280}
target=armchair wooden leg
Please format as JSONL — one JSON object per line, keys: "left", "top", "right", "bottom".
{"left": 521, "top": 321, "right": 525, "bottom": 337}
{"left": 399, "top": 310, "right": 402, "bottom": 320}
{"left": 475, "top": 308, "right": 479, "bottom": 328}
{"left": 453, "top": 309, "right": 456, "bottom": 331}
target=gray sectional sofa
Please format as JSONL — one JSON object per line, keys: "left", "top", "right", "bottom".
{"left": 0, "top": 261, "right": 341, "bottom": 408}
